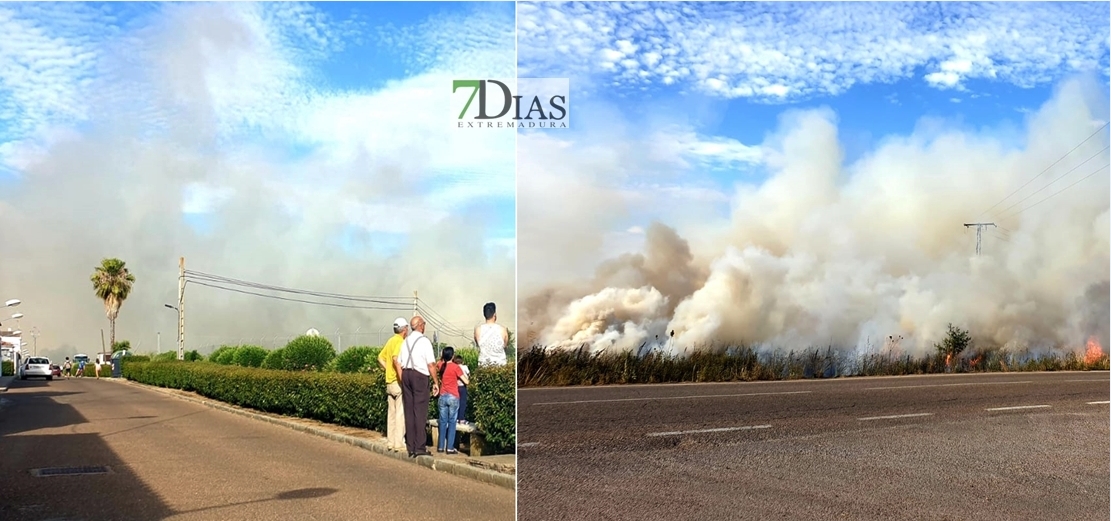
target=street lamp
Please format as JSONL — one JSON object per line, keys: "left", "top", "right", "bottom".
{"left": 165, "top": 304, "right": 182, "bottom": 360}
{"left": 4, "top": 299, "right": 19, "bottom": 308}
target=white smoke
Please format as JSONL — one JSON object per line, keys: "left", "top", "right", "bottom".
{"left": 521, "top": 75, "right": 1110, "bottom": 358}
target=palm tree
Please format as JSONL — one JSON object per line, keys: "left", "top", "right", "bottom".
{"left": 91, "top": 258, "right": 136, "bottom": 355}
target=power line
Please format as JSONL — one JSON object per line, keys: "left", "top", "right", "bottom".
{"left": 188, "top": 281, "right": 413, "bottom": 311}
{"left": 184, "top": 270, "right": 411, "bottom": 305}
{"left": 999, "top": 163, "right": 1110, "bottom": 221}
{"left": 978, "top": 122, "right": 1110, "bottom": 218}
{"left": 184, "top": 269, "right": 474, "bottom": 341}
{"left": 992, "top": 145, "right": 1110, "bottom": 218}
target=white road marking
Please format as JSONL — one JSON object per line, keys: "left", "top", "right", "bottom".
{"left": 1062, "top": 379, "right": 1111, "bottom": 383}
{"left": 646, "top": 425, "right": 771, "bottom": 437}
{"left": 986, "top": 405, "right": 1051, "bottom": 411}
{"left": 519, "top": 442, "right": 540, "bottom": 447}
{"left": 857, "top": 413, "right": 933, "bottom": 421}
{"left": 532, "top": 390, "right": 812, "bottom": 406}
{"left": 1087, "top": 401, "right": 1110, "bottom": 405}
{"left": 866, "top": 381, "right": 1032, "bottom": 391}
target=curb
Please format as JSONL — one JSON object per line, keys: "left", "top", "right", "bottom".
{"left": 105, "top": 378, "right": 516, "bottom": 490}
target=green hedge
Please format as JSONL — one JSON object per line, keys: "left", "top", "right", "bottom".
{"left": 469, "top": 363, "right": 515, "bottom": 450}
{"left": 123, "top": 360, "right": 517, "bottom": 452}
{"left": 1, "top": 361, "right": 12, "bottom": 376}
{"left": 232, "top": 346, "right": 268, "bottom": 368}
{"left": 333, "top": 346, "right": 381, "bottom": 374}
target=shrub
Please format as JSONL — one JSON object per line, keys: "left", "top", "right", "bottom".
{"left": 232, "top": 345, "right": 268, "bottom": 368}
{"left": 333, "top": 346, "right": 381, "bottom": 374}
{"left": 262, "top": 348, "right": 286, "bottom": 370}
{"left": 470, "top": 363, "right": 516, "bottom": 451}
{"left": 453, "top": 347, "right": 480, "bottom": 370}
{"left": 282, "top": 335, "right": 335, "bottom": 371}
{"left": 124, "top": 361, "right": 389, "bottom": 432}
{"left": 184, "top": 350, "right": 203, "bottom": 362}
{"left": 112, "top": 340, "right": 131, "bottom": 352}
{"left": 214, "top": 347, "right": 239, "bottom": 365}
{"left": 1, "top": 361, "right": 12, "bottom": 376}
{"left": 122, "top": 355, "right": 151, "bottom": 364}
{"left": 208, "top": 345, "right": 235, "bottom": 363}
{"left": 152, "top": 351, "right": 178, "bottom": 362}
{"left": 935, "top": 324, "right": 972, "bottom": 357}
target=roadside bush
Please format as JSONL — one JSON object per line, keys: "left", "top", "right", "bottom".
{"left": 1, "top": 361, "right": 12, "bottom": 376}
{"left": 333, "top": 346, "right": 381, "bottom": 374}
{"left": 282, "top": 335, "right": 335, "bottom": 371}
{"left": 152, "top": 351, "right": 178, "bottom": 362}
{"left": 123, "top": 360, "right": 518, "bottom": 453}
{"left": 125, "top": 361, "right": 388, "bottom": 431}
{"left": 122, "top": 355, "right": 151, "bottom": 364}
{"left": 184, "top": 350, "right": 203, "bottom": 362}
{"left": 214, "top": 347, "right": 239, "bottom": 365}
{"left": 262, "top": 348, "right": 286, "bottom": 370}
{"left": 232, "top": 345, "right": 268, "bottom": 368}
{"left": 453, "top": 347, "right": 480, "bottom": 370}
{"left": 208, "top": 346, "right": 234, "bottom": 363}
{"left": 470, "top": 363, "right": 516, "bottom": 451}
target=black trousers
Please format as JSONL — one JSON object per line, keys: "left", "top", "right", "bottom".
{"left": 401, "top": 369, "right": 430, "bottom": 454}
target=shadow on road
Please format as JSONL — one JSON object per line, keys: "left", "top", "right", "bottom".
{"left": 0, "top": 382, "right": 176, "bottom": 520}
{"left": 172, "top": 487, "right": 340, "bottom": 516}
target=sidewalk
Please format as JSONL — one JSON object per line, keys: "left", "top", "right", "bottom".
{"left": 0, "top": 374, "right": 14, "bottom": 392}
{"left": 105, "top": 377, "right": 516, "bottom": 489}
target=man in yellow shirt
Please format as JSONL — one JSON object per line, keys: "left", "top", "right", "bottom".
{"left": 378, "top": 317, "right": 408, "bottom": 452}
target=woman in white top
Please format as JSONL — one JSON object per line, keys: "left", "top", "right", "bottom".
{"left": 474, "top": 302, "right": 508, "bottom": 366}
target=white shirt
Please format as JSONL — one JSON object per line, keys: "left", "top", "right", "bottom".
{"left": 476, "top": 323, "right": 508, "bottom": 366}
{"left": 398, "top": 331, "right": 436, "bottom": 376}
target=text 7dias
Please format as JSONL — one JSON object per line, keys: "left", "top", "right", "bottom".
{"left": 453, "top": 79, "right": 569, "bottom": 129}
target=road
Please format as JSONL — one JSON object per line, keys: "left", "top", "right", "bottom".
{"left": 0, "top": 377, "right": 514, "bottom": 521}
{"left": 518, "top": 371, "right": 1110, "bottom": 521}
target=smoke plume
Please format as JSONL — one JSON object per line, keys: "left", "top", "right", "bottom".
{"left": 520, "top": 76, "right": 1110, "bottom": 358}
{"left": 0, "top": 3, "right": 515, "bottom": 360}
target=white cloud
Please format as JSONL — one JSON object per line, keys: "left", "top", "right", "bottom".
{"left": 518, "top": 2, "right": 1110, "bottom": 101}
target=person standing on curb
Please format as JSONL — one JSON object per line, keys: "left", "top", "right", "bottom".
{"left": 474, "top": 302, "right": 508, "bottom": 366}
{"left": 453, "top": 353, "right": 471, "bottom": 426}
{"left": 378, "top": 317, "right": 408, "bottom": 453}
{"left": 436, "top": 346, "right": 468, "bottom": 454}
{"left": 397, "top": 315, "right": 439, "bottom": 458}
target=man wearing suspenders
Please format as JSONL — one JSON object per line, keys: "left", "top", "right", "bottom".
{"left": 397, "top": 315, "right": 440, "bottom": 458}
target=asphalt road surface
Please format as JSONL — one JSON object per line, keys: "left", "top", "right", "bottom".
{"left": 518, "top": 371, "right": 1110, "bottom": 521}
{"left": 0, "top": 377, "right": 513, "bottom": 521}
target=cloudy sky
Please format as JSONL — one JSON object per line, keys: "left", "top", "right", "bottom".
{"left": 0, "top": 2, "right": 516, "bottom": 357}
{"left": 517, "top": 2, "right": 1110, "bottom": 354}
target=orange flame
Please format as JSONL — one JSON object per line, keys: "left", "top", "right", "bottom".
{"left": 1084, "top": 337, "right": 1103, "bottom": 364}
{"left": 945, "top": 353, "right": 952, "bottom": 367}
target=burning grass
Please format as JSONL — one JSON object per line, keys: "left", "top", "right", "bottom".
{"left": 517, "top": 343, "right": 1111, "bottom": 387}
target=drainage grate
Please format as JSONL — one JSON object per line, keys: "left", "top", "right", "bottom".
{"left": 30, "top": 466, "right": 112, "bottom": 477}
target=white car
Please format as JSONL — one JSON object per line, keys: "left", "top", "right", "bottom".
{"left": 21, "top": 357, "right": 53, "bottom": 380}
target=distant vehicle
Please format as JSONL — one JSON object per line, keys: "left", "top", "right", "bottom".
{"left": 50, "top": 364, "right": 62, "bottom": 377}
{"left": 21, "top": 357, "right": 52, "bottom": 380}
{"left": 74, "top": 354, "right": 89, "bottom": 366}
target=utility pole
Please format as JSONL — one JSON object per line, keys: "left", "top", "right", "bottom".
{"left": 963, "top": 222, "right": 996, "bottom": 256}
{"left": 157, "top": 331, "right": 160, "bottom": 354}
{"left": 31, "top": 328, "right": 38, "bottom": 357}
{"left": 413, "top": 290, "right": 418, "bottom": 318}
{"left": 178, "top": 257, "right": 185, "bottom": 361}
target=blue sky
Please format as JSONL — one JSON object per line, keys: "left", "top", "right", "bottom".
{"left": 0, "top": 1, "right": 517, "bottom": 259}
{"left": 517, "top": 1, "right": 1111, "bottom": 282}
